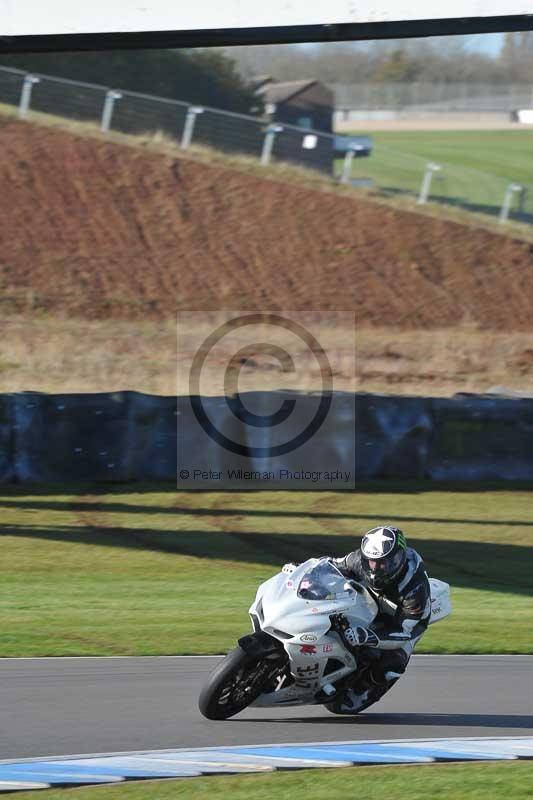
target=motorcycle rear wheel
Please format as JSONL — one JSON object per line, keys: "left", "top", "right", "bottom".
{"left": 199, "top": 645, "right": 280, "bottom": 720}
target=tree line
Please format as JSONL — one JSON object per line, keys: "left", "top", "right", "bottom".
{"left": 0, "top": 50, "right": 258, "bottom": 113}
{"left": 1, "top": 34, "right": 532, "bottom": 119}
{"left": 221, "top": 33, "right": 533, "bottom": 84}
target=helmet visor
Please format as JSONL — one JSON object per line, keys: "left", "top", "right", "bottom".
{"left": 367, "top": 550, "right": 404, "bottom": 578}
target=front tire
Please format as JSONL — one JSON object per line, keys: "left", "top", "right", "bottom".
{"left": 199, "top": 646, "right": 276, "bottom": 720}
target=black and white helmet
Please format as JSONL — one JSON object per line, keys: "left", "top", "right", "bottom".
{"left": 360, "top": 525, "right": 408, "bottom": 590}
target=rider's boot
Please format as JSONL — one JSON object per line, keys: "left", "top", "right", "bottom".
{"left": 337, "top": 686, "right": 370, "bottom": 714}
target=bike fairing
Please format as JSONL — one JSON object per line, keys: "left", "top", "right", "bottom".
{"left": 198, "top": 553, "right": 451, "bottom": 719}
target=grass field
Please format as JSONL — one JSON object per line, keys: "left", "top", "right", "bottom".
{"left": 0, "top": 483, "right": 532, "bottom": 656}
{"left": 5, "top": 317, "right": 533, "bottom": 397}
{"left": 340, "top": 129, "right": 533, "bottom": 221}
{"left": 8, "top": 762, "right": 533, "bottom": 800}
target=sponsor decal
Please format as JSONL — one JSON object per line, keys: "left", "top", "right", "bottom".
{"left": 362, "top": 529, "right": 395, "bottom": 558}
{"left": 286, "top": 580, "right": 293, "bottom": 588}
{"left": 300, "top": 633, "right": 317, "bottom": 642}
{"left": 323, "top": 643, "right": 333, "bottom": 653}
{"left": 295, "top": 662, "right": 320, "bottom": 687}
{"left": 300, "top": 644, "right": 317, "bottom": 655}
{"left": 311, "top": 607, "right": 320, "bottom": 614}
{"left": 296, "top": 664, "right": 319, "bottom": 675}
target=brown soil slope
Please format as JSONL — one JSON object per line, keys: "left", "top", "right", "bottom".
{"left": 1, "top": 118, "right": 532, "bottom": 328}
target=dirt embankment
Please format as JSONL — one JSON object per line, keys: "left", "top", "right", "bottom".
{"left": 1, "top": 117, "right": 533, "bottom": 329}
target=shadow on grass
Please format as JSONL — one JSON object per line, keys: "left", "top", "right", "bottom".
{"left": 241, "top": 712, "right": 533, "bottom": 729}
{"left": 2, "top": 480, "right": 533, "bottom": 496}
{"left": 377, "top": 185, "right": 533, "bottom": 224}
{"left": 0, "top": 522, "right": 530, "bottom": 597}
{"left": 3, "top": 487, "right": 533, "bottom": 528}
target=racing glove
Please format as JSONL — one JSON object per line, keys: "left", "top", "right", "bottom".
{"left": 344, "top": 626, "right": 380, "bottom": 648}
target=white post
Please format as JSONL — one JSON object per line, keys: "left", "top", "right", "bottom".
{"left": 260, "top": 124, "right": 283, "bottom": 166}
{"left": 499, "top": 183, "right": 523, "bottom": 223}
{"left": 18, "top": 74, "right": 40, "bottom": 119}
{"left": 100, "top": 90, "right": 122, "bottom": 133}
{"left": 417, "top": 162, "right": 441, "bottom": 204}
{"left": 340, "top": 148, "right": 356, "bottom": 184}
{"left": 181, "top": 106, "right": 204, "bottom": 149}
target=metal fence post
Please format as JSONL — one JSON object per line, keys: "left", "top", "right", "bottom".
{"left": 499, "top": 183, "right": 523, "bottom": 223}
{"left": 18, "top": 74, "right": 40, "bottom": 119}
{"left": 418, "top": 162, "right": 441, "bottom": 204}
{"left": 181, "top": 106, "right": 204, "bottom": 149}
{"left": 260, "top": 124, "right": 283, "bottom": 166}
{"left": 340, "top": 148, "right": 356, "bottom": 184}
{"left": 100, "top": 90, "right": 122, "bottom": 132}
{"left": 340, "top": 145, "right": 366, "bottom": 184}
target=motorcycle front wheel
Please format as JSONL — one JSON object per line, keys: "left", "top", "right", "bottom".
{"left": 198, "top": 645, "right": 283, "bottom": 720}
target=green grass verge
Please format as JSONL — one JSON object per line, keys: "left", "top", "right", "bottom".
{"left": 338, "top": 130, "right": 533, "bottom": 221}
{"left": 0, "top": 483, "right": 532, "bottom": 656}
{"left": 8, "top": 762, "right": 533, "bottom": 800}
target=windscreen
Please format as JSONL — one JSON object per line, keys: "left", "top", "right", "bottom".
{"left": 297, "top": 560, "right": 356, "bottom": 601}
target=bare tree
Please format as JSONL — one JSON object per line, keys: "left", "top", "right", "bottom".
{"left": 218, "top": 35, "right": 521, "bottom": 86}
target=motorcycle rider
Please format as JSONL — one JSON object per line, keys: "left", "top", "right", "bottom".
{"left": 331, "top": 525, "right": 431, "bottom": 701}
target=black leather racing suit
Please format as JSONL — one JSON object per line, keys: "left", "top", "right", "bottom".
{"left": 333, "top": 547, "right": 432, "bottom": 683}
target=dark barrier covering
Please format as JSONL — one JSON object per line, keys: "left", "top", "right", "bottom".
{"left": 0, "top": 394, "right": 13, "bottom": 482}
{"left": 12, "top": 392, "right": 133, "bottom": 482}
{"left": 127, "top": 393, "right": 178, "bottom": 481}
{"left": 1, "top": 390, "right": 533, "bottom": 484}
{"left": 179, "top": 391, "right": 356, "bottom": 489}
{"left": 355, "top": 394, "right": 433, "bottom": 480}
{"left": 428, "top": 394, "right": 533, "bottom": 480}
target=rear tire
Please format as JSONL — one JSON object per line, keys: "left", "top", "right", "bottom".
{"left": 199, "top": 646, "right": 275, "bottom": 720}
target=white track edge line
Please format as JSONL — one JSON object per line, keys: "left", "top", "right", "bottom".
{"left": 2, "top": 737, "right": 532, "bottom": 766}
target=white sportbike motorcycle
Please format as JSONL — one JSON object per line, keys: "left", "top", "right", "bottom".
{"left": 199, "top": 558, "right": 451, "bottom": 719}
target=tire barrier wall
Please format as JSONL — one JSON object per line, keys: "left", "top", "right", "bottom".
{"left": 0, "top": 390, "right": 532, "bottom": 484}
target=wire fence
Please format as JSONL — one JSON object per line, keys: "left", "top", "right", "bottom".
{"left": 1, "top": 65, "right": 533, "bottom": 226}
{"left": 333, "top": 82, "right": 533, "bottom": 113}
{"left": 0, "top": 65, "right": 343, "bottom": 176}
{"left": 351, "top": 143, "right": 533, "bottom": 224}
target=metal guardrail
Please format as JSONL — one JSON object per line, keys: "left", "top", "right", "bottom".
{"left": 1, "top": 64, "right": 532, "bottom": 225}
{"left": 0, "top": 64, "right": 371, "bottom": 178}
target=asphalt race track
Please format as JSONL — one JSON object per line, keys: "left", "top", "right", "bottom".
{"left": 1, "top": 655, "right": 532, "bottom": 760}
